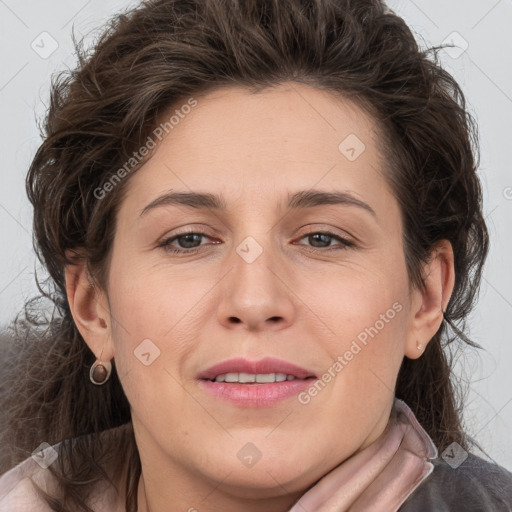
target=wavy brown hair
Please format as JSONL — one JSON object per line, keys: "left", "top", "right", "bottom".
{"left": 0, "top": 0, "right": 489, "bottom": 510}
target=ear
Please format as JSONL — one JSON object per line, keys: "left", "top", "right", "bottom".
{"left": 64, "top": 249, "right": 114, "bottom": 361}
{"left": 404, "top": 239, "right": 455, "bottom": 359}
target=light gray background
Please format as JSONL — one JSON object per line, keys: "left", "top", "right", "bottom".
{"left": 1, "top": 0, "right": 511, "bottom": 468}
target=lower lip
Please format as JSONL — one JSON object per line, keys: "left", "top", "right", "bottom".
{"left": 198, "top": 378, "right": 317, "bottom": 407}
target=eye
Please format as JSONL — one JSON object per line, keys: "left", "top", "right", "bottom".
{"left": 295, "top": 231, "right": 355, "bottom": 251}
{"left": 158, "top": 231, "right": 215, "bottom": 255}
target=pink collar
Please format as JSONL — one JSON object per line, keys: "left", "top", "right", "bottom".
{"left": 288, "top": 398, "right": 438, "bottom": 512}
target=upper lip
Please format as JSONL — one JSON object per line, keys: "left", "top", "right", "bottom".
{"left": 197, "top": 357, "right": 316, "bottom": 381}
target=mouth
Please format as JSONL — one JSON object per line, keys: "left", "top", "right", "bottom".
{"left": 196, "top": 357, "right": 317, "bottom": 407}
{"left": 196, "top": 356, "right": 317, "bottom": 382}
{"left": 204, "top": 372, "right": 316, "bottom": 383}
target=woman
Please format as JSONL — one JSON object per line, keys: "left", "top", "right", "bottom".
{"left": 0, "top": 0, "right": 511, "bottom": 510}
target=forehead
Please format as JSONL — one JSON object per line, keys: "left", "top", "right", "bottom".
{"left": 118, "top": 83, "right": 392, "bottom": 222}
{"left": 164, "top": 83, "right": 380, "bottom": 163}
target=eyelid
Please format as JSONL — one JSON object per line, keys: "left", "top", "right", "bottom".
{"left": 158, "top": 224, "right": 216, "bottom": 241}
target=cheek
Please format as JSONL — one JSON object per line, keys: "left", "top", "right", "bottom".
{"left": 306, "top": 264, "right": 409, "bottom": 390}
{"left": 107, "top": 252, "right": 207, "bottom": 338}
{"left": 306, "top": 262, "right": 406, "bottom": 336}
{"left": 105, "top": 260, "right": 215, "bottom": 399}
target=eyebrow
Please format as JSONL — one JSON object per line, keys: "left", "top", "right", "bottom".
{"left": 139, "top": 189, "right": 376, "bottom": 218}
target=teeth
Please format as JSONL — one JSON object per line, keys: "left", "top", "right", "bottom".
{"left": 256, "top": 373, "right": 275, "bottom": 383}
{"left": 239, "top": 372, "right": 256, "bottom": 383}
{"left": 214, "top": 372, "right": 297, "bottom": 383}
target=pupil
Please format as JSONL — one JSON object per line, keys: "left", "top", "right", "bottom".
{"left": 179, "top": 234, "right": 201, "bottom": 248}
{"left": 310, "top": 233, "right": 330, "bottom": 247}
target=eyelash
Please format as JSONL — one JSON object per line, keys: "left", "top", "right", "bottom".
{"left": 157, "top": 229, "right": 355, "bottom": 255}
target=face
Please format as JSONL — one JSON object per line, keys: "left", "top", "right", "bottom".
{"left": 90, "top": 83, "right": 421, "bottom": 500}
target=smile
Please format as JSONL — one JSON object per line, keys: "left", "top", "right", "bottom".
{"left": 210, "top": 372, "right": 301, "bottom": 383}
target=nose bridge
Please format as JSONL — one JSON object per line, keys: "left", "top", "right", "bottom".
{"left": 231, "top": 231, "right": 281, "bottom": 299}
{"left": 217, "top": 229, "right": 295, "bottom": 330}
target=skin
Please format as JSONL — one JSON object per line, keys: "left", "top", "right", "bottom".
{"left": 65, "top": 82, "right": 455, "bottom": 512}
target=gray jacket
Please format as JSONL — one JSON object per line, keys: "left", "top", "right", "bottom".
{"left": 400, "top": 453, "right": 512, "bottom": 511}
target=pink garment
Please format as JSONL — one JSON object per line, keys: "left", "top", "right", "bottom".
{"left": 0, "top": 398, "right": 437, "bottom": 511}
{"left": 288, "top": 398, "right": 438, "bottom": 511}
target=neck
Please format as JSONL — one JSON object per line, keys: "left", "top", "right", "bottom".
{"left": 136, "top": 468, "right": 306, "bottom": 512}
{"left": 129, "top": 398, "right": 435, "bottom": 512}
{"left": 129, "top": 403, "right": 395, "bottom": 512}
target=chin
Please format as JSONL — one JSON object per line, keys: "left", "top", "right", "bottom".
{"left": 197, "top": 450, "right": 317, "bottom": 496}
{"left": 206, "top": 469, "right": 303, "bottom": 500}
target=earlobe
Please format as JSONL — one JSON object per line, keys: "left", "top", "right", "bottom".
{"left": 64, "top": 249, "right": 114, "bottom": 360}
{"left": 404, "top": 240, "right": 455, "bottom": 359}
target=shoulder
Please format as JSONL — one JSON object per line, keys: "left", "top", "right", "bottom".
{"left": 400, "top": 452, "right": 512, "bottom": 511}
{"left": 0, "top": 451, "right": 55, "bottom": 511}
{"left": 0, "top": 433, "right": 125, "bottom": 512}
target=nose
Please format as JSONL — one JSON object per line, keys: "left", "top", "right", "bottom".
{"left": 216, "top": 235, "right": 296, "bottom": 332}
